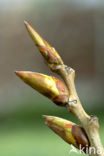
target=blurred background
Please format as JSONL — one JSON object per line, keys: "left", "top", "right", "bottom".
{"left": 0, "top": 0, "right": 104, "bottom": 155}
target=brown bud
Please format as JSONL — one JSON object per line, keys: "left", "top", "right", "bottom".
{"left": 15, "top": 71, "right": 69, "bottom": 106}
{"left": 24, "top": 21, "right": 63, "bottom": 68}
{"left": 43, "top": 115, "right": 90, "bottom": 153}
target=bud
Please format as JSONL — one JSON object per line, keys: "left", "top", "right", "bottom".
{"left": 43, "top": 115, "right": 90, "bottom": 153}
{"left": 24, "top": 21, "right": 63, "bottom": 67}
{"left": 15, "top": 71, "right": 69, "bottom": 106}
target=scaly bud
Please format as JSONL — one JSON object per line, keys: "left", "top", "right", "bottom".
{"left": 24, "top": 21, "right": 63, "bottom": 67}
{"left": 15, "top": 71, "right": 69, "bottom": 106}
{"left": 43, "top": 115, "right": 90, "bottom": 153}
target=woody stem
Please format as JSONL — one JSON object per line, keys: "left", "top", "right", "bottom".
{"left": 53, "top": 64, "right": 104, "bottom": 156}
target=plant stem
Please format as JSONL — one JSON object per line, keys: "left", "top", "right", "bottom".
{"left": 52, "top": 64, "right": 104, "bottom": 156}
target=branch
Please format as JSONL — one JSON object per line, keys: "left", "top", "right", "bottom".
{"left": 53, "top": 64, "right": 104, "bottom": 156}
{"left": 23, "top": 21, "right": 104, "bottom": 156}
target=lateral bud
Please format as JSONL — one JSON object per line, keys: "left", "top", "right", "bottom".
{"left": 43, "top": 115, "right": 90, "bottom": 153}
{"left": 15, "top": 71, "right": 69, "bottom": 106}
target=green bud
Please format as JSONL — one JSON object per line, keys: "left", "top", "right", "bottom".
{"left": 43, "top": 115, "right": 90, "bottom": 153}
{"left": 24, "top": 21, "right": 63, "bottom": 67}
{"left": 15, "top": 71, "right": 69, "bottom": 106}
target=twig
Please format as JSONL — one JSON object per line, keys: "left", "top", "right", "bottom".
{"left": 52, "top": 64, "right": 104, "bottom": 156}
{"left": 22, "top": 21, "right": 104, "bottom": 156}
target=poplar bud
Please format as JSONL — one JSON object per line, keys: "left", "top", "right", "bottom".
{"left": 24, "top": 21, "right": 63, "bottom": 67}
{"left": 43, "top": 115, "right": 90, "bottom": 153}
{"left": 15, "top": 71, "right": 69, "bottom": 106}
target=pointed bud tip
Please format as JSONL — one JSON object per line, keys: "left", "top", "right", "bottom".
{"left": 42, "top": 115, "right": 48, "bottom": 119}
{"left": 15, "top": 71, "right": 24, "bottom": 78}
{"left": 15, "top": 71, "right": 21, "bottom": 76}
{"left": 15, "top": 71, "right": 29, "bottom": 78}
{"left": 24, "top": 20, "right": 29, "bottom": 26}
{"left": 24, "top": 21, "right": 31, "bottom": 30}
{"left": 15, "top": 71, "right": 33, "bottom": 74}
{"left": 42, "top": 115, "right": 55, "bottom": 122}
